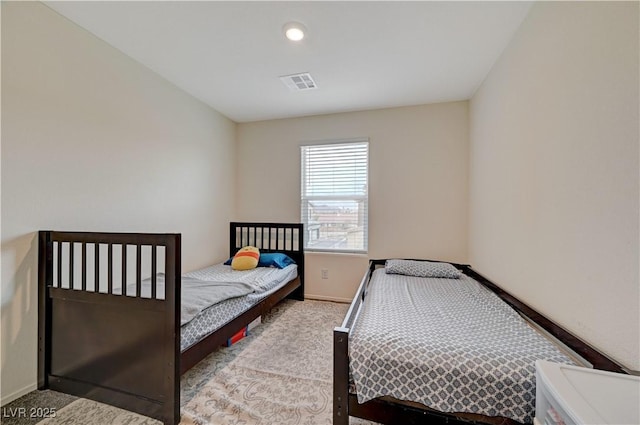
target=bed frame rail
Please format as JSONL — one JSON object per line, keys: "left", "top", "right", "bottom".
{"left": 38, "top": 231, "right": 181, "bottom": 425}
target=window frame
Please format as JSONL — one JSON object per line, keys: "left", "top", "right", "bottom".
{"left": 300, "top": 138, "right": 369, "bottom": 254}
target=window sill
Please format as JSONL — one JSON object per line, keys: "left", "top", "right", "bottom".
{"left": 304, "top": 251, "right": 369, "bottom": 258}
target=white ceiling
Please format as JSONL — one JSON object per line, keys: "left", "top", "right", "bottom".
{"left": 44, "top": 1, "right": 532, "bottom": 123}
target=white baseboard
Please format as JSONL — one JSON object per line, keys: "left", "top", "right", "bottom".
{"left": 1, "top": 382, "right": 36, "bottom": 407}
{"left": 304, "top": 294, "right": 352, "bottom": 304}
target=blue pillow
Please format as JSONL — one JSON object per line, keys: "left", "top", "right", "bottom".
{"left": 258, "top": 253, "right": 296, "bottom": 269}
{"left": 224, "top": 253, "right": 295, "bottom": 269}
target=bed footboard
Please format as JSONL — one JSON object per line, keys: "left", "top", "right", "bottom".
{"left": 38, "top": 231, "right": 181, "bottom": 425}
{"left": 333, "top": 260, "right": 376, "bottom": 425}
{"left": 333, "top": 327, "right": 350, "bottom": 425}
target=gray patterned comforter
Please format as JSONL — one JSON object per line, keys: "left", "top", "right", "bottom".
{"left": 349, "top": 269, "right": 575, "bottom": 423}
{"left": 181, "top": 264, "right": 298, "bottom": 351}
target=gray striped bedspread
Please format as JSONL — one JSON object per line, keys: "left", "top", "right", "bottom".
{"left": 134, "top": 273, "right": 256, "bottom": 325}
{"left": 349, "top": 269, "right": 575, "bottom": 423}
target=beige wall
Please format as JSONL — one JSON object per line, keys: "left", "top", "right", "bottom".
{"left": 1, "top": 2, "right": 236, "bottom": 403}
{"left": 469, "top": 1, "right": 639, "bottom": 370}
{"left": 237, "top": 102, "right": 469, "bottom": 301}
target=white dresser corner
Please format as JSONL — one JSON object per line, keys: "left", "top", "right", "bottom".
{"left": 535, "top": 360, "right": 640, "bottom": 425}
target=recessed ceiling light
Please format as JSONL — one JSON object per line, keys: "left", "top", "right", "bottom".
{"left": 283, "top": 22, "right": 306, "bottom": 41}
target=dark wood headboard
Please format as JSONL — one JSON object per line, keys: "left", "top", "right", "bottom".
{"left": 229, "top": 221, "right": 305, "bottom": 288}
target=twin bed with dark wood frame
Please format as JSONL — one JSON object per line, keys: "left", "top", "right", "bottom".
{"left": 334, "top": 259, "right": 629, "bottom": 425}
{"left": 38, "top": 222, "right": 304, "bottom": 425}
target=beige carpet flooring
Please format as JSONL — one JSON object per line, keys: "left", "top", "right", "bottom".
{"left": 17, "top": 299, "right": 375, "bottom": 425}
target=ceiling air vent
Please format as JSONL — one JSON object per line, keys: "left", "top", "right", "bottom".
{"left": 279, "top": 72, "right": 318, "bottom": 91}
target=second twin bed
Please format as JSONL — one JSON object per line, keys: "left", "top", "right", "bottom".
{"left": 336, "top": 259, "right": 627, "bottom": 425}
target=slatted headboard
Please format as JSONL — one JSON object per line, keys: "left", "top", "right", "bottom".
{"left": 229, "top": 222, "right": 305, "bottom": 291}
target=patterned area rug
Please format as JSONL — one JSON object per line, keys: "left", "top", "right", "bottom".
{"left": 20, "top": 299, "right": 375, "bottom": 425}
{"left": 181, "top": 299, "right": 374, "bottom": 425}
{"left": 37, "top": 398, "right": 158, "bottom": 425}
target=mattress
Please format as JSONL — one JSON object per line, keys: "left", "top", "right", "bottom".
{"left": 180, "top": 263, "right": 297, "bottom": 351}
{"left": 349, "top": 268, "right": 575, "bottom": 424}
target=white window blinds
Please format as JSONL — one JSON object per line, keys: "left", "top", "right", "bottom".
{"left": 301, "top": 140, "right": 368, "bottom": 253}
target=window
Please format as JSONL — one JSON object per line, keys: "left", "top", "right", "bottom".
{"left": 301, "top": 140, "right": 368, "bottom": 253}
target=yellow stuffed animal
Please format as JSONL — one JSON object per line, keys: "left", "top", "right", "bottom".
{"left": 231, "top": 246, "right": 260, "bottom": 270}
